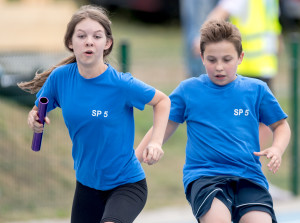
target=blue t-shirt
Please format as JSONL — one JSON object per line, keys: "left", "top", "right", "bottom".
{"left": 36, "top": 63, "right": 156, "bottom": 190}
{"left": 169, "top": 74, "right": 287, "bottom": 192}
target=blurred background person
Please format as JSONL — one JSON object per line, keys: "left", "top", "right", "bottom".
{"left": 180, "top": 0, "right": 219, "bottom": 77}
{"left": 205, "top": 0, "right": 282, "bottom": 149}
{"left": 206, "top": 0, "right": 281, "bottom": 92}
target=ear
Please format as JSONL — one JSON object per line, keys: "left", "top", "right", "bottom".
{"left": 238, "top": 51, "right": 244, "bottom": 65}
{"left": 200, "top": 52, "right": 205, "bottom": 65}
{"left": 105, "top": 38, "right": 112, "bottom": 50}
{"left": 68, "top": 41, "right": 73, "bottom": 50}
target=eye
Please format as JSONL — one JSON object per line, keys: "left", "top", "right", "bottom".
{"left": 77, "top": 34, "right": 85, "bottom": 39}
{"left": 223, "top": 57, "right": 232, "bottom": 62}
{"left": 208, "top": 58, "right": 216, "bottom": 63}
{"left": 94, "top": 35, "right": 102, "bottom": 39}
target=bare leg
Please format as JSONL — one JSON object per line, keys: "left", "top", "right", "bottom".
{"left": 199, "top": 198, "right": 231, "bottom": 223}
{"left": 239, "top": 210, "right": 272, "bottom": 223}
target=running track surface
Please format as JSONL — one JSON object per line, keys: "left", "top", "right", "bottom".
{"left": 7, "top": 198, "right": 300, "bottom": 223}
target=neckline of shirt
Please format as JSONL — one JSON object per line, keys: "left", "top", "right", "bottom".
{"left": 202, "top": 74, "right": 240, "bottom": 90}
{"left": 76, "top": 63, "right": 111, "bottom": 81}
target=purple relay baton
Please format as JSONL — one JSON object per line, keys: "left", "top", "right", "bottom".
{"left": 31, "top": 97, "right": 49, "bottom": 152}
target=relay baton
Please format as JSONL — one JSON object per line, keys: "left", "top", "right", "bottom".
{"left": 31, "top": 97, "right": 49, "bottom": 152}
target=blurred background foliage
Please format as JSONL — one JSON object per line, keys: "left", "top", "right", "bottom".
{"left": 0, "top": 0, "right": 299, "bottom": 222}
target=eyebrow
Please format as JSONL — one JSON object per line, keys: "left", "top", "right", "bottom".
{"left": 206, "top": 55, "right": 233, "bottom": 58}
{"left": 76, "top": 29, "right": 104, "bottom": 33}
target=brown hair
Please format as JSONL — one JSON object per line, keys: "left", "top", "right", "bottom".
{"left": 200, "top": 20, "right": 243, "bottom": 57}
{"left": 18, "top": 5, "right": 114, "bottom": 94}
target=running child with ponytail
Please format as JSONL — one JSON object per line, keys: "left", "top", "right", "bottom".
{"left": 19, "top": 5, "right": 170, "bottom": 223}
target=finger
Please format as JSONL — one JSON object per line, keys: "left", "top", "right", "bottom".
{"left": 271, "top": 161, "right": 279, "bottom": 173}
{"left": 267, "top": 152, "right": 277, "bottom": 162}
{"left": 146, "top": 147, "right": 154, "bottom": 161}
{"left": 267, "top": 156, "right": 277, "bottom": 167}
{"left": 44, "top": 116, "right": 50, "bottom": 125}
{"left": 151, "top": 149, "right": 164, "bottom": 165}
{"left": 273, "top": 162, "right": 281, "bottom": 173}
{"left": 147, "top": 160, "right": 155, "bottom": 166}
{"left": 28, "top": 111, "right": 36, "bottom": 124}
{"left": 28, "top": 117, "right": 34, "bottom": 128}
{"left": 159, "top": 150, "right": 164, "bottom": 160}
{"left": 34, "top": 113, "right": 40, "bottom": 122}
{"left": 152, "top": 149, "right": 158, "bottom": 162}
{"left": 269, "top": 159, "right": 281, "bottom": 173}
{"left": 253, "top": 151, "right": 267, "bottom": 157}
{"left": 33, "top": 119, "right": 45, "bottom": 132}
{"left": 142, "top": 148, "right": 148, "bottom": 162}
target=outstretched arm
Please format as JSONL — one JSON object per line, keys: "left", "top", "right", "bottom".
{"left": 254, "top": 119, "right": 291, "bottom": 173}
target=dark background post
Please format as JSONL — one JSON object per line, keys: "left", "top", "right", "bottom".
{"left": 290, "top": 32, "right": 299, "bottom": 196}
{"left": 120, "top": 40, "right": 130, "bottom": 73}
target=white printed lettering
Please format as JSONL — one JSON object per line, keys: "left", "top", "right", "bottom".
{"left": 92, "top": 110, "right": 108, "bottom": 118}
{"left": 234, "top": 109, "right": 239, "bottom": 116}
{"left": 234, "top": 109, "right": 250, "bottom": 116}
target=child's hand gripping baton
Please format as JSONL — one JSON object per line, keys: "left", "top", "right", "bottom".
{"left": 31, "top": 97, "right": 49, "bottom": 152}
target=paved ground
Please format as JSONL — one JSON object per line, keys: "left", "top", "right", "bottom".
{"left": 8, "top": 189, "right": 300, "bottom": 223}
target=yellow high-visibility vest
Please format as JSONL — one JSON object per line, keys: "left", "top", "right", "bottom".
{"left": 230, "top": 0, "right": 281, "bottom": 77}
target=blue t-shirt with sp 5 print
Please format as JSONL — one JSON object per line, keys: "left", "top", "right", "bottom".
{"left": 169, "top": 74, "right": 287, "bottom": 192}
{"left": 36, "top": 63, "right": 155, "bottom": 190}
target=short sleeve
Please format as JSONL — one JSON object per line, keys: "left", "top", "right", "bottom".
{"left": 259, "top": 84, "right": 287, "bottom": 126}
{"left": 124, "top": 73, "right": 156, "bottom": 111}
{"left": 169, "top": 83, "right": 186, "bottom": 124}
{"left": 35, "top": 71, "right": 60, "bottom": 112}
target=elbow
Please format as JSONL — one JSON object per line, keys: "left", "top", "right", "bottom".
{"left": 165, "top": 96, "right": 171, "bottom": 108}
{"left": 162, "top": 96, "right": 171, "bottom": 113}
{"left": 154, "top": 94, "right": 171, "bottom": 110}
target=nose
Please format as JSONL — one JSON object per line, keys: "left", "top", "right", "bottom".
{"left": 85, "top": 36, "right": 94, "bottom": 47}
{"left": 216, "top": 62, "right": 223, "bottom": 71}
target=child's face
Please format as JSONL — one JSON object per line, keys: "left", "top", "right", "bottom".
{"left": 68, "top": 18, "right": 112, "bottom": 66}
{"left": 201, "top": 40, "right": 244, "bottom": 86}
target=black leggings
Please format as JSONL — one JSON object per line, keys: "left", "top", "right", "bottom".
{"left": 71, "top": 179, "right": 147, "bottom": 223}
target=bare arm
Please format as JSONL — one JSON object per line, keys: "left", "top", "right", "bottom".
{"left": 135, "top": 90, "right": 170, "bottom": 165}
{"left": 135, "top": 119, "right": 179, "bottom": 165}
{"left": 147, "top": 89, "right": 171, "bottom": 148}
{"left": 254, "top": 119, "right": 291, "bottom": 173}
{"left": 206, "top": 5, "right": 230, "bottom": 21}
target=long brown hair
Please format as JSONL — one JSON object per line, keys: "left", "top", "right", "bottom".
{"left": 18, "top": 5, "right": 114, "bottom": 94}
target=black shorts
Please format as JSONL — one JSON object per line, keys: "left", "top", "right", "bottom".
{"left": 185, "top": 176, "right": 277, "bottom": 223}
{"left": 71, "top": 179, "right": 147, "bottom": 223}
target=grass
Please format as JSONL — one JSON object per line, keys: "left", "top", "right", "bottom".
{"left": 0, "top": 5, "right": 300, "bottom": 222}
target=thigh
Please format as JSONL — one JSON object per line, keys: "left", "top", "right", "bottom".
{"left": 199, "top": 197, "right": 231, "bottom": 223}
{"left": 239, "top": 210, "right": 272, "bottom": 223}
{"left": 186, "top": 176, "right": 233, "bottom": 222}
{"left": 101, "top": 179, "right": 148, "bottom": 223}
{"left": 233, "top": 178, "right": 277, "bottom": 223}
{"left": 71, "top": 181, "right": 108, "bottom": 223}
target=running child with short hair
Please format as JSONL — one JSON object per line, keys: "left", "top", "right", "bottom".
{"left": 136, "top": 20, "right": 291, "bottom": 223}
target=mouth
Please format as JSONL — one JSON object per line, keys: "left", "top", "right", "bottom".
{"left": 84, "top": 50, "right": 94, "bottom": 55}
{"left": 215, "top": 74, "right": 225, "bottom": 79}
